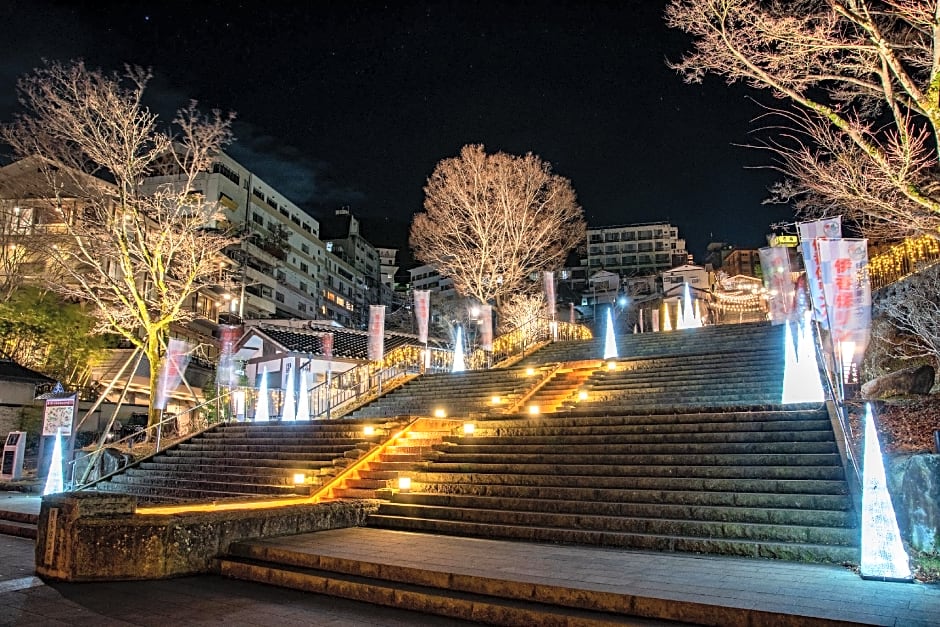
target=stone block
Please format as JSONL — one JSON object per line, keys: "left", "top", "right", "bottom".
{"left": 888, "top": 454, "right": 940, "bottom": 554}
{"left": 862, "top": 365, "right": 935, "bottom": 398}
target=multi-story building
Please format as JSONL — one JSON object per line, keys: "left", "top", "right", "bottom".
{"left": 377, "top": 247, "right": 399, "bottom": 288}
{"left": 585, "top": 221, "right": 687, "bottom": 277}
{"left": 319, "top": 208, "right": 382, "bottom": 326}
{"left": 408, "top": 263, "right": 456, "bottom": 299}
{"left": 722, "top": 248, "right": 761, "bottom": 279}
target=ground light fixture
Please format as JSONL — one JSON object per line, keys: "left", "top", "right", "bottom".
{"left": 578, "top": 390, "right": 588, "bottom": 401}
{"left": 292, "top": 473, "right": 306, "bottom": 485}
{"left": 398, "top": 476, "right": 412, "bottom": 492}
{"left": 528, "top": 405, "right": 540, "bottom": 415}
{"left": 526, "top": 367, "right": 535, "bottom": 376}
{"left": 434, "top": 408, "right": 447, "bottom": 418}
{"left": 607, "top": 361, "right": 617, "bottom": 370}
{"left": 491, "top": 395, "right": 501, "bottom": 405}
{"left": 363, "top": 425, "right": 375, "bottom": 436}
{"left": 462, "top": 422, "right": 475, "bottom": 434}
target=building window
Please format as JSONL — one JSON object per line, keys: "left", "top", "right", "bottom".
{"left": 275, "top": 292, "right": 285, "bottom": 303}
{"left": 301, "top": 243, "right": 310, "bottom": 254}
{"left": 251, "top": 213, "right": 264, "bottom": 226}
{"left": 300, "top": 262, "right": 308, "bottom": 273}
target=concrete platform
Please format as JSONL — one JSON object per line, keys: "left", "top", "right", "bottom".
{"left": 4, "top": 492, "right": 939, "bottom": 625}
{"left": 223, "top": 527, "right": 940, "bottom": 626}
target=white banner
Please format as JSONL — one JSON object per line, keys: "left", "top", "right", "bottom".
{"left": 759, "top": 247, "right": 796, "bottom": 324}
{"left": 156, "top": 338, "right": 191, "bottom": 410}
{"left": 368, "top": 305, "right": 386, "bottom": 361}
{"left": 816, "top": 238, "right": 871, "bottom": 357}
{"left": 798, "top": 217, "right": 842, "bottom": 329}
{"left": 479, "top": 304, "right": 493, "bottom": 351}
{"left": 544, "top": 271, "right": 555, "bottom": 318}
{"left": 414, "top": 290, "right": 430, "bottom": 344}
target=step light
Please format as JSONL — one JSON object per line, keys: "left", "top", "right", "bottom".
{"left": 578, "top": 390, "right": 589, "bottom": 401}
{"left": 292, "top": 473, "right": 306, "bottom": 485}
{"left": 462, "top": 422, "right": 475, "bottom": 435}
{"left": 362, "top": 425, "right": 375, "bottom": 436}
{"left": 607, "top": 360, "right": 617, "bottom": 370}
{"left": 526, "top": 367, "right": 535, "bottom": 376}
{"left": 397, "top": 476, "right": 411, "bottom": 492}
{"left": 528, "top": 405, "right": 540, "bottom": 415}
{"left": 434, "top": 408, "right": 447, "bottom": 418}
{"left": 491, "top": 395, "right": 501, "bottom": 405}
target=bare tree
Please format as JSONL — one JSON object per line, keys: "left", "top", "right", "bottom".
{"left": 666, "top": 1, "right": 940, "bottom": 241}
{"left": 873, "top": 263, "right": 940, "bottom": 369}
{"left": 497, "top": 292, "right": 546, "bottom": 334}
{"left": 2, "top": 60, "right": 237, "bottom": 425}
{"left": 410, "top": 144, "right": 585, "bottom": 309}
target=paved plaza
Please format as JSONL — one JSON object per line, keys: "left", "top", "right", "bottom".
{"left": 2, "top": 491, "right": 940, "bottom": 625}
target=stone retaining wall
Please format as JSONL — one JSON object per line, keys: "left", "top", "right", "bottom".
{"left": 35, "top": 492, "right": 380, "bottom": 582}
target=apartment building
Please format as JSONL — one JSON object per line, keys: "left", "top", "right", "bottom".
{"left": 585, "top": 222, "right": 687, "bottom": 276}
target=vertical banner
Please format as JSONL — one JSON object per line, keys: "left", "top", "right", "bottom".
{"left": 479, "top": 304, "right": 493, "bottom": 351}
{"left": 816, "top": 238, "right": 871, "bottom": 359}
{"left": 217, "top": 324, "right": 241, "bottom": 388}
{"left": 414, "top": 290, "right": 430, "bottom": 343}
{"left": 368, "top": 305, "right": 386, "bottom": 361}
{"left": 156, "top": 338, "right": 191, "bottom": 410}
{"left": 569, "top": 302, "right": 575, "bottom": 325}
{"left": 798, "top": 217, "right": 842, "bottom": 328}
{"left": 651, "top": 308, "right": 660, "bottom": 333}
{"left": 758, "top": 247, "right": 796, "bottom": 324}
{"left": 321, "top": 332, "right": 334, "bottom": 358}
{"left": 543, "top": 271, "right": 556, "bottom": 318}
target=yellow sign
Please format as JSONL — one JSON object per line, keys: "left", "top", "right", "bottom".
{"left": 768, "top": 235, "right": 799, "bottom": 247}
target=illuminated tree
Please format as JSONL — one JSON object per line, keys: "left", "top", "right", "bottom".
{"left": 1, "top": 60, "right": 237, "bottom": 426}
{"left": 666, "top": 1, "right": 940, "bottom": 241}
{"left": 873, "top": 264, "right": 940, "bottom": 370}
{"left": 410, "top": 144, "right": 585, "bottom": 308}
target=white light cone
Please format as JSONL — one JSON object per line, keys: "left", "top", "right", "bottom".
{"left": 860, "top": 403, "right": 912, "bottom": 580}
{"left": 681, "top": 283, "right": 696, "bottom": 329}
{"left": 255, "top": 367, "right": 270, "bottom": 422}
{"left": 603, "top": 309, "right": 618, "bottom": 359}
{"left": 452, "top": 327, "right": 465, "bottom": 373}
{"left": 296, "top": 370, "right": 310, "bottom": 421}
{"left": 281, "top": 364, "right": 296, "bottom": 422}
{"left": 797, "top": 318, "right": 825, "bottom": 402}
{"left": 662, "top": 303, "right": 673, "bottom": 332}
{"left": 42, "top": 428, "right": 64, "bottom": 496}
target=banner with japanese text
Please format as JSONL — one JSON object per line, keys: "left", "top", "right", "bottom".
{"left": 543, "top": 271, "right": 555, "bottom": 318}
{"left": 156, "top": 338, "right": 191, "bottom": 410}
{"left": 758, "top": 247, "right": 796, "bottom": 324}
{"left": 816, "top": 238, "right": 871, "bottom": 358}
{"left": 368, "top": 305, "right": 386, "bottom": 361}
{"left": 798, "top": 217, "right": 842, "bottom": 328}
{"left": 479, "top": 304, "right": 493, "bottom": 351}
{"left": 320, "top": 332, "right": 334, "bottom": 359}
{"left": 414, "top": 290, "right": 430, "bottom": 344}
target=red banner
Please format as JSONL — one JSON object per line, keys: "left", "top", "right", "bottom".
{"left": 321, "top": 332, "right": 334, "bottom": 359}
{"left": 816, "top": 238, "right": 871, "bottom": 357}
{"left": 758, "top": 247, "right": 796, "bottom": 324}
{"left": 368, "top": 305, "right": 386, "bottom": 361}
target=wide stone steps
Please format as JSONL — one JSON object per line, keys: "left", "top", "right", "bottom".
{"left": 405, "top": 482, "right": 850, "bottom": 508}
{"left": 139, "top": 458, "right": 337, "bottom": 472}
{"left": 428, "top": 452, "right": 842, "bottom": 466}
{"left": 371, "top": 502, "right": 855, "bottom": 545}
{"left": 366, "top": 515, "right": 857, "bottom": 563}
{"left": 444, "top": 429, "right": 836, "bottom": 445}
{"left": 125, "top": 467, "right": 317, "bottom": 487}
{"left": 435, "top": 441, "right": 837, "bottom": 455}
{"left": 0, "top": 509, "right": 39, "bottom": 539}
{"left": 103, "top": 473, "right": 303, "bottom": 496}
{"left": 420, "top": 463, "right": 846, "bottom": 480}
{"left": 94, "top": 481, "right": 285, "bottom": 503}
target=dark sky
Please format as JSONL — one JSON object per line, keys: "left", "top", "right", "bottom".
{"left": 1, "top": 1, "right": 793, "bottom": 262}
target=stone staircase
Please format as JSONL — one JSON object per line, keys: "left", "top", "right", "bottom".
{"left": 0, "top": 508, "right": 38, "bottom": 539}
{"left": 92, "top": 419, "right": 404, "bottom": 504}
{"left": 347, "top": 364, "right": 556, "bottom": 419}
{"left": 368, "top": 407, "right": 857, "bottom": 563}
{"left": 357, "top": 321, "right": 858, "bottom": 564}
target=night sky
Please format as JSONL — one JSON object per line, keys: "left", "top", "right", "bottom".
{"left": 1, "top": 1, "right": 794, "bottom": 263}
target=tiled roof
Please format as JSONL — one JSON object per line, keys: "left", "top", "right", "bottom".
{"left": 0, "top": 359, "right": 55, "bottom": 383}
{"left": 255, "top": 322, "right": 446, "bottom": 360}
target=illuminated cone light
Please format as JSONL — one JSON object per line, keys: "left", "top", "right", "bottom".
{"left": 255, "top": 367, "right": 270, "bottom": 422}
{"left": 281, "top": 364, "right": 296, "bottom": 421}
{"left": 782, "top": 321, "right": 824, "bottom": 404}
{"left": 42, "top": 428, "right": 65, "bottom": 496}
{"left": 452, "top": 327, "right": 465, "bottom": 373}
{"left": 603, "top": 309, "right": 617, "bottom": 359}
{"left": 662, "top": 302, "right": 673, "bottom": 332}
{"left": 296, "top": 370, "right": 310, "bottom": 421}
{"left": 860, "top": 403, "right": 912, "bottom": 580}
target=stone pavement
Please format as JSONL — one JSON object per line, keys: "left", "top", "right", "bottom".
{"left": 2, "top": 491, "right": 939, "bottom": 626}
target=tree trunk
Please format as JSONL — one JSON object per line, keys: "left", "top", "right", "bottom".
{"left": 146, "top": 338, "right": 163, "bottom": 429}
